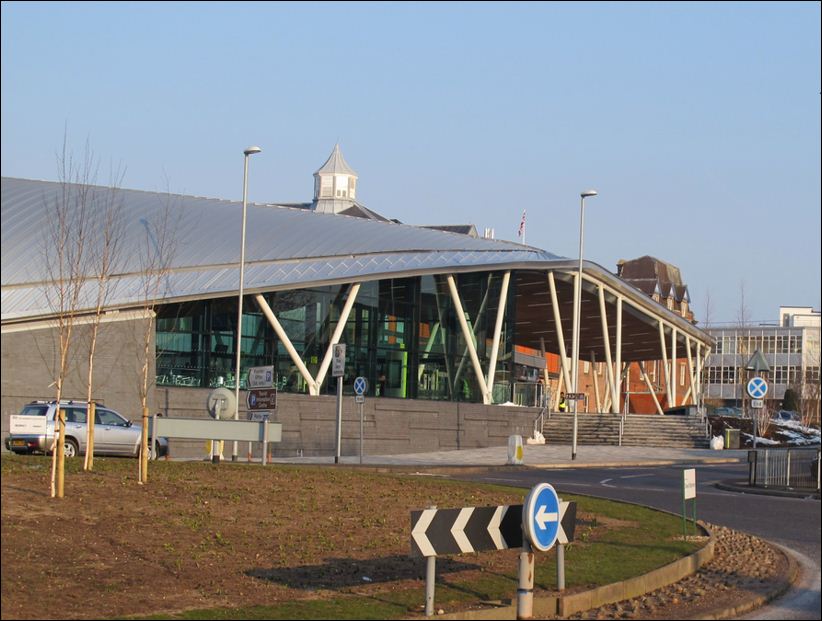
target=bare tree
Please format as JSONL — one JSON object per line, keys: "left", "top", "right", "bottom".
{"left": 42, "top": 136, "right": 93, "bottom": 498}
{"left": 736, "top": 279, "right": 750, "bottom": 328}
{"left": 752, "top": 401, "right": 773, "bottom": 442}
{"left": 82, "top": 165, "right": 126, "bottom": 471}
{"left": 136, "top": 193, "right": 179, "bottom": 484}
{"left": 701, "top": 288, "right": 713, "bottom": 329}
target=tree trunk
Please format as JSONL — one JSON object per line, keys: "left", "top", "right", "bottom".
{"left": 140, "top": 405, "right": 149, "bottom": 484}
{"left": 56, "top": 409, "right": 66, "bottom": 498}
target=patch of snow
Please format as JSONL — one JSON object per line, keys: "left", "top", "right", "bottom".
{"left": 742, "top": 433, "right": 780, "bottom": 446}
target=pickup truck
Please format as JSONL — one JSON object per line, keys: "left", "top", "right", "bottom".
{"left": 5, "top": 400, "right": 168, "bottom": 458}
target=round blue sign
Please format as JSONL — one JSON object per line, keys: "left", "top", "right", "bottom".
{"left": 523, "top": 483, "right": 560, "bottom": 552}
{"left": 354, "top": 376, "right": 368, "bottom": 396}
{"left": 747, "top": 377, "right": 768, "bottom": 399}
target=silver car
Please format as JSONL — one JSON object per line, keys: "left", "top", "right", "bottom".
{"left": 5, "top": 400, "right": 168, "bottom": 459}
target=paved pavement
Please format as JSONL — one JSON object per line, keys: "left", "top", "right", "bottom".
{"left": 268, "top": 443, "right": 750, "bottom": 468}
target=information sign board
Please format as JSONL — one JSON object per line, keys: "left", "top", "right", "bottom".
{"left": 683, "top": 468, "right": 696, "bottom": 500}
{"left": 332, "top": 344, "right": 346, "bottom": 378}
{"left": 247, "top": 366, "right": 275, "bottom": 389}
{"left": 247, "top": 388, "right": 277, "bottom": 410}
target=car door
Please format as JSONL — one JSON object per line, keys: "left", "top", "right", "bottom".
{"left": 62, "top": 407, "right": 88, "bottom": 453}
{"left": 95, "top": 408, "right": 140, "bottom": 455}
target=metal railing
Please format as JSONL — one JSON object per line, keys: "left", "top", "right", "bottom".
{"left": 748, "top": 447, "right": 821, "bottom": 490}
{"left": 512, "top": 382, "right": 546, "bottom": 408}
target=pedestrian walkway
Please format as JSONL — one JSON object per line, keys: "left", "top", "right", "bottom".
{"left": 269, "top": 443, "right": 748, "bottom": 468}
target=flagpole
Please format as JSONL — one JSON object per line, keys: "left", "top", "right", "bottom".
{"left": 518, "top": 210, "right": 527, "bottom": 245}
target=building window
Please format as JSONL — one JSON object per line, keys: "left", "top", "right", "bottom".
{"left": 679, "top": 363, "right": 686, "bottom": 386}
{"left": 721, "top": 367, "right": 736, "bottom": 384}
{"left": 789, "top": 335, "right": 802, "bottom": 354}
{"left": 807, "top": 366, "right": 820, "bottom": 382}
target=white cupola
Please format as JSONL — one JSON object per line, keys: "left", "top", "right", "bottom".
{"left": 312, "top": 144, "right": 358, "bottom": 214}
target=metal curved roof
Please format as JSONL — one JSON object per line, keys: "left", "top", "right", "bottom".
{"left": 1, "top": 177, "right": 564, "bottom": 320}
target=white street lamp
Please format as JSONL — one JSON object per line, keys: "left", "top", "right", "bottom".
{"left": 571, "top": 189, "right": 597, "bottom": 460}
{"left": 233, "top": 146, "right": 262, "bottom": 461}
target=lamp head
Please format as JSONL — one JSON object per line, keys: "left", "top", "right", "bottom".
{"left": 580, "top": 189, "right": 598, "bottom": 198}
{"left": 244, "top": 146, "right": 262, "bottom": 156}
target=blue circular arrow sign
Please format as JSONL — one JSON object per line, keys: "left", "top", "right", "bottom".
{"left": 523, "top": 483, "right": 560, "bottom": 552}
{"left": 747, "top": 377, "right": 768, "bottom": 399}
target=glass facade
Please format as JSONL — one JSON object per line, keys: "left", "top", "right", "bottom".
{"left": 155, "top": 272, "right": 515, "bottom": 402}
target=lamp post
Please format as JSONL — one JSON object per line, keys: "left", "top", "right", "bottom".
{"left": 571, "top": 189, "right": 597, "bottom": 460}
{"left": 233, "top": 146, "right": 262, "bottom": 461}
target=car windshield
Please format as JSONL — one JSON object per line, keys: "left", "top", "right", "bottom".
{"left": 19, "top": 405, "right": 48, "bottom": 417}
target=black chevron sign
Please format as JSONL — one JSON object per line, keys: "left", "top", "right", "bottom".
{"left": 410, "top": 501, "right": 577, "bottom": 557}
{"left": 410, "top": 505, "right": 523, "bottom": 557}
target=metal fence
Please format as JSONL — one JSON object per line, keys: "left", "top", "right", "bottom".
{"left": 512, "top": 382, "right": 547, "bottom": 408}
{"left": 748, "top": 447, "right": 821, "bottom": 490}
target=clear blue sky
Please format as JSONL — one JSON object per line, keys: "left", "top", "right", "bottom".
{"left": 2, "top": 1, "right": 820, "bottom": 324}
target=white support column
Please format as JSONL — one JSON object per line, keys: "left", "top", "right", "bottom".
{"left": 602, "top": 372, "right": 612, "bottom": 413}
{"left": 590, "top": 352, "right": 602, "bottom": 413}
{"left": 554, "top": 371, "right": 566, "bottom": 410}
{"left": 255, "top": 294, "right": 319, "bottom": 395}
{"left": 548, "top": 272, "right": 573, "bottom": 400}
{"left": 446, "top": 275, "right": 491, "bottom": 404}
{"left": 315, "top": 283, "right": 361, "bottom": 390}
{"left": 597, "top": 285, "right": 618, "bottom": 413}
{"left": 486, "top": 271, "right": 511, "bottom": 398}
{"left": 539, "top": 338, "right": 550, "bottom": 402}
{"left": 659, "top": 321, "right": 672, "bottom": 408}
{"left": 433, "top": 285, "right": 455, "bottom": 398}
{"left": 615, "top": 297, "right": 623, "bottom": 413}
{"left": 697, "top": 345, "right": 709, "bottom": 413}
{"left": 418, "top": 322, "right": 440, "bottom": 380}
{"left": 640, "top": 361, "right": 665, "bottom": 415}
{"left": 685, "top": 335, "right": 697, "bottom": 406}
{"left": 453, "top": 274, "right": 493, "bottom": 387}
{"left": 671, "top": 327, "right": 678, "bottom": 409}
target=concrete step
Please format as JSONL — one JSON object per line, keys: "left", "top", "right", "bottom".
{"left": 541, "top": 413, "right": 710, "bottom": 448}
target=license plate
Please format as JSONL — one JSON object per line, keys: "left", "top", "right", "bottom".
{"left": 11, "top": 439, "right": 26, "bottom": 447}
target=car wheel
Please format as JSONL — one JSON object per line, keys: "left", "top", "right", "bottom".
{"left": 64, "top": 438, "right": 79, "bottom": 459}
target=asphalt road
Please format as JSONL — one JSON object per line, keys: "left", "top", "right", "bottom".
{"left": 453, "top": 462, "right": 821, "bottom": 620}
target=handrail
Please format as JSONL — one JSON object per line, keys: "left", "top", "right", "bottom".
{"left": 531, "top": 390, "right": 550, "bottom": 440}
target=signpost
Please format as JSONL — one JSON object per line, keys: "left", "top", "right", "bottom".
{"left": 245, "top": 366, "right": 276, "bottom": 463}
{"left": 206, "top": 388, "right": 235, "bottom": 463}
{"left": 333, "top": 344, "right": 346, "bottom": 464}
{"left": 565, "top": 392, "right": 585, "bottom": 401}
{"left": 744, "top": 352, "right": 770, "bottom": 450}
{"left": 682, "top": 468, "right": 697, "bottom": 536}
{"left": 354, "top": 376, "right": 367, "bottom": 463}
{"left": 409, "top": 491, "right": 576, "bottom": 619}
